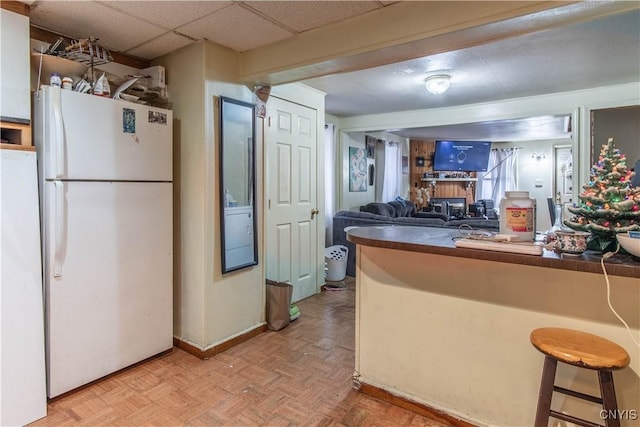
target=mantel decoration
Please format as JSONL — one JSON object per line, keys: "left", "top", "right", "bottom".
{"left": 564, "top": 138, "right": 640, "bottom": 252}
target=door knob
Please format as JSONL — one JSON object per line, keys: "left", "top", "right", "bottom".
{"left": 311, "top": 208, "right": 319, "bottom": 219}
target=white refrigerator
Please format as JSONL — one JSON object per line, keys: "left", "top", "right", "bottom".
{"left": 34, "top": 86, "right": 173, "bottom": 398}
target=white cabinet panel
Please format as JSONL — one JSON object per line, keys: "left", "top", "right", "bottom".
{"left": 0, "top": 9, "right": 30, "bottom": 120}
{"left": 1, "top": 149, "right": 47, "bottom": 426}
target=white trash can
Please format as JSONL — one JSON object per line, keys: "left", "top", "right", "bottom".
{"left": 324, "top": 245, "right": 348, "bottom": 281}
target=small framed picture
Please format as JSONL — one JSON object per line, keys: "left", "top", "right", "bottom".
{"left": 365, "top": 136, "right": 375, "bottom": 159}
{"left": 416, "top": 156, "right": 425, "bottom": 167}
{"left": 349, "top": 147, "right": 367, "bottom": 192}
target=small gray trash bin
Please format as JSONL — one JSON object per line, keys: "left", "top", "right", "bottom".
{"left": 324, "top": 245, "right": 348, "bottom": 281}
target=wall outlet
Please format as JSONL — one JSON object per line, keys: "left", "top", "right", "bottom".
{"left": 535, "top": 179, "right": 543, "bottom": 188}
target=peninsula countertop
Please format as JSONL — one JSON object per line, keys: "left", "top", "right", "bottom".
{"left": 346, "top": 225, "right": 640, "bottom": 279}
{"left": 349, "top": 224, "right": 640, "bottom": 426}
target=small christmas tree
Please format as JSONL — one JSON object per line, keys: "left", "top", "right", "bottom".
{"left": 564, "top": 138, "right": 640, "bottom": 252}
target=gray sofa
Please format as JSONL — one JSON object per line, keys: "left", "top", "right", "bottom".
{"left": 332, "top": 200, "right": 499, "bottom": 277}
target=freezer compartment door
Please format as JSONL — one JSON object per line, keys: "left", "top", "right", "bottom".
{"left": 35, "top": 86, "right": 172, "bottom": 181}
{"left": 43, "top": 180, "right": 173, "bottom": 398}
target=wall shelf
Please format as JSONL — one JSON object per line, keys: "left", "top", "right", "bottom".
{"left": 410, "top": 140, "right": 477, "bottom": 207}
{"left": 420, "top": 177, "right": 477, "bottom": 193}
{"left": 420, "top": 178, "right": 478, "bottom": 182}
{"left": 1, "top": 120, "right": 32, "bottom": 150}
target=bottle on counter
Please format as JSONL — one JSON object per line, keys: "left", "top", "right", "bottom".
{"left": 50, "top": 73, "right": 61, "bottom": 87}
{"left": 61, "top": 77, "right": 73, "bottom": 90}
{"left": 549, "top": 192, "right": 565, "bottom": 233}
{"left": 499, "top": 191, "right": 536, "bottom": 241}
{"left": 93, "top": 73, "right": 111, "bottom": 97}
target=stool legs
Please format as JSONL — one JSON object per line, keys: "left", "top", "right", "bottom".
{"left": 598, "top": 371, "right": 621, "bottom": 427}
{"left": 534, "top": 356, "right": 623, "bottom": 427}
{"left": 535, "top": 355, "right": 558, "bottom": 427}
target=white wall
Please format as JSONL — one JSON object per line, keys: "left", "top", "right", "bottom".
{"left": 156, "top": 42, "right": 207, "bottom": 347}
{"left": 157, "top": 40, "right": 264, "bottom": 351}
{"left": 203, "top": 42, "right": 264, "bottom": 348}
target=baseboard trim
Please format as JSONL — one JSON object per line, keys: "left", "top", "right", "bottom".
{"left": 173, "top": 324, "right": 268, "bottom": 360}
{"left": 358, "top": 382, "right": 476, "bottom": 427}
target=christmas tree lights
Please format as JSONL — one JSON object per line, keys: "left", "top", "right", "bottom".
{"left": 564, "top": 138, "right": 640, "bottom": 252}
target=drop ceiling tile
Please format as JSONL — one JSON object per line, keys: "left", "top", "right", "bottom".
{"left": 29, "top": 1, "right": 166, "bottom": 53}
{"left": 177, "top": 4, "right": 294, "bottom": 52}
{"left": 243, "top": 1, "right": 382, "bottom": 32}
{"left": 102, "top": 1, "right": 232, "bottom": 30}
{"left": 125, "top": 31, "right": 194, "bottom": 60}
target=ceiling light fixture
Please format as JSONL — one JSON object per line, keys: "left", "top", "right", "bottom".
{"left": 425, "top": 74, "right": 451, "bottom": 95}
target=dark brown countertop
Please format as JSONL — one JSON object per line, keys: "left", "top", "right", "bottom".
{"left": 346, "top": 225, "right": 640, "bottom": 279}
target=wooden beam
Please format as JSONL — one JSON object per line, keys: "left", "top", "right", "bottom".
{"left": 0, "top": 1, "right": 29, "bottom": 16}
{"left": 30, "top": 25, "right": 150, "bottom": 70}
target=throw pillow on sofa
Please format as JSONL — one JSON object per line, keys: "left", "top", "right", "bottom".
{"left": 388, "top": 200, "right": 416, "bottom": 217}
{"left": 359, "top": 202, "right": 395, "bottom": 217}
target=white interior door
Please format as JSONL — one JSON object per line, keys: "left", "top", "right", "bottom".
{"left": 266, "top": 97, "right": 318, "bottom": 302}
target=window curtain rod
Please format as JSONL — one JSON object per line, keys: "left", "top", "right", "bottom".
{"left": 491, "top": 147, "right": 523, "bottom": 151}
{"left": 482, "top": 147, "right": 521, "bottom": 178}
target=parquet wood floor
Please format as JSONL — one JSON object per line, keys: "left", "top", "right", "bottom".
{"left": 29, "top": 278, "right": 451, "bottom": 427}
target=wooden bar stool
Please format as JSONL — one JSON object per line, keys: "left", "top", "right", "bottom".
{"left": 530, "top": 327, "right": 630, "bottom": 427}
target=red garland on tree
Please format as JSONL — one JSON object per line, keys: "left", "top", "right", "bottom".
{"left": 564, "top": 138, "right": 640, "bottom": 252}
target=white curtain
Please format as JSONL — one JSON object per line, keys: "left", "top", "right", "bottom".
{"left": 381, "top": 142, "right": 402, "bottom": 202}
{"left": 324, "top": 124, "right": 335, "bottom": 245}
{"left": 477, "top": 148, "right": 519, "bottom": 213}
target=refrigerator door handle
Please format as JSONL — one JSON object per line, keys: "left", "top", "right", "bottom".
{"left": 53, "top": 180, "right": 64, "bottom": 277}
{"left": 52, "top": 88, "right": 65, "bottom": 178}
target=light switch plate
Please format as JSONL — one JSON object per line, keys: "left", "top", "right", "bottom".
{"left": 535, "top": 179, "right": 543, "bottom": 188}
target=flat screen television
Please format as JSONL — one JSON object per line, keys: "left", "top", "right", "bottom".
{"left": 433, "top": 140, "right": 492, "bottom": 172}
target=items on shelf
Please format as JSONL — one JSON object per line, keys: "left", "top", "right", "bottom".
{"left": 58, "top": 37, "right": 112, "bottom": 69}
{"left": 31, "top": 39, "right": 172, "bottom": 109}
{"left": 36, "top": 36, "right": 112, "bottom": 93}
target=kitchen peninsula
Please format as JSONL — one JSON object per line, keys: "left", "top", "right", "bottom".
{"left": 348, "top": 226, "right": 640, "bottom": 427}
